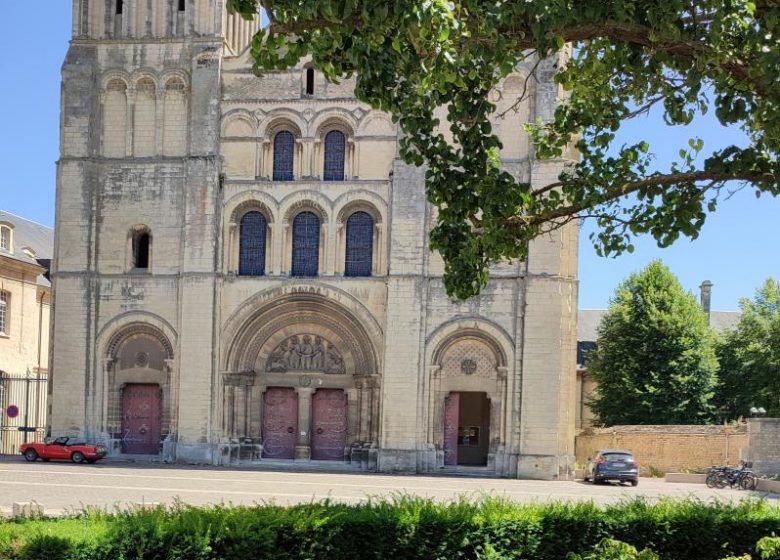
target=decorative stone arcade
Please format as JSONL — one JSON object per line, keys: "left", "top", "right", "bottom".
{"left": 220, "top": 289, "right": 382, "bottom": 466}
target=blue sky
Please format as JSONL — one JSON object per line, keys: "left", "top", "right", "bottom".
{"left": 1, "top": 3, "right": 777, "bottom": 311}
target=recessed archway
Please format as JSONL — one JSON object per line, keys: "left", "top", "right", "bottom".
{"left": 221, "top": 286, "right": 382, "bottom": 460}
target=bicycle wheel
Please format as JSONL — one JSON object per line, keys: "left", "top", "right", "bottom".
{"left": 714, "top": 473, "right": 729, "bottom": 489}
{"left": 740, "top": 473, "right": 758, "bottom": 491}
{"left": 706, "top": 472, "right": 720, "bottom": 488}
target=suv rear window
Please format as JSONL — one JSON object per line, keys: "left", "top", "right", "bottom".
{"left": 602, "top": 453, "right": 633, "bottom": 462}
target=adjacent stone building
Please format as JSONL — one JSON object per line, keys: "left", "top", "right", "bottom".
{"left": 0, "top": 210, "right": 52, "bottom": 453}
{"left": 51, "top": 0, "right": 578, "bottom": 478}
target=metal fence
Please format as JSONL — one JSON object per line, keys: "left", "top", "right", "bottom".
{"left": 0, "top": 370, "right": 48, "bottom": 454}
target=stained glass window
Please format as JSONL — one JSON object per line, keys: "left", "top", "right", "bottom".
{"left": 239, "top": 211, "right": 267, "bottom": 276}
{"left": 292, "top": 212, "right": 320, "bottom": 277}
{"left": 273, "top": 131, "right": 295, "bottom": 181}
{"left": 345, "top": 212, "right": 373, "bottom": 277}
{"left": 323, "top": 130, "right": 345, "bottom": 181}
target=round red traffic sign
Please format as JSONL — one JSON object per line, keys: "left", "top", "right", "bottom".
{"left": 6, "top": 405, "right": 19, "bottom": 418}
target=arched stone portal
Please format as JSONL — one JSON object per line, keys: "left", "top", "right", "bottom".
{"left": 221, "top": 287, "right": 382, "bottom": 462}
{"left": 428, "top": 326, "right": 509, "bottom": 471}
{"left": 103, "top": 323, "right": 174, "bottom": 455}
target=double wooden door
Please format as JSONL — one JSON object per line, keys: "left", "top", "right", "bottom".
{"left": 261, "top": 387, "right": 348, "bottom": 461}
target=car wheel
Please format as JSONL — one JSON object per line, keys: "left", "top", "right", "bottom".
{"left": 631, "top": 479, "right": 639, "bottom": 487}
{"left": 24, "top": 449, "right": 38, "bottom": 462}
{"left": 71, "top": 451, "right": 85, "bottom": 464}
{"left": 591, "top": 476, "right": 599, "bottom": 485}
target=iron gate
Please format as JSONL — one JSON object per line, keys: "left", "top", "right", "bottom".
{"left": 0, "top": 370, "right": 48, "bottom": 454}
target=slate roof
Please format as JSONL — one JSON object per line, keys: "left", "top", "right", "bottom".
{"left": 0, "top": 209, "right": 54, "bottom": 287}
{"left": 577, "top": 307, "right": 742, "bottom": 367}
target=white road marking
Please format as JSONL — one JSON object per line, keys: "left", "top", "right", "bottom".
{"left": 0, "top": 466, "right": 564, "bottom": 492}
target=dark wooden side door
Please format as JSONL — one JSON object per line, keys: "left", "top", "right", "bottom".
{"left": 443, "top": 392, "right": 460, "bottom": 466}
{"left": 121, "top": 383, "right": 161, "bottom": 454}
{"left": 311, "top": 389, "right": 347, "bottom": 461}
{"left": 262, "top": 387, "right": 298, "bottom": 459}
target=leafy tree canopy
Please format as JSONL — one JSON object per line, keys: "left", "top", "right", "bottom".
{"left": 714, "top": 278, "right": 780, "bottom": 419}
{"left": 228, "top": 0, "right": 780, "bottom": 298}
{"left": 587, "top": 260, "right": 717, "bottom": 425}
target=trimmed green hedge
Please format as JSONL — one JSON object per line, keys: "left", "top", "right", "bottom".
{"left": 1, "top": 498, "right": 779, "bottom": 560}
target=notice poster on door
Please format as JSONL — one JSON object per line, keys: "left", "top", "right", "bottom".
{"left": 457, "top": 426, "right": 480, "bottom": 446}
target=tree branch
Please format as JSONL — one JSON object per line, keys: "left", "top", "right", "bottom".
{"left": 509, "top": 170, "right": 776, "bottom": 227}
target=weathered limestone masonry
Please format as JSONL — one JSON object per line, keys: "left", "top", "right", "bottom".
{"left": 51, "top": 0, "right": 578, "bottom": 479}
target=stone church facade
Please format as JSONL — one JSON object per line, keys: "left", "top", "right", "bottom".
{"left": 51, "top": 0, "right": 578, "bottom": 479}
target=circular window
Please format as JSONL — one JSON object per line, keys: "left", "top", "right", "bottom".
{"left": 461, "top": 359, "right": 477, "bottom": 375}
{"left": 135, "top": 352, "right": 150, "bottom": 368}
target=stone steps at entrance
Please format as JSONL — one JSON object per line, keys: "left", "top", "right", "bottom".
{"left": 244, "top": 459, "right": 364, "bottom": 473}
{"left": 437, "top": 466, "right": 499, "bottom": 478}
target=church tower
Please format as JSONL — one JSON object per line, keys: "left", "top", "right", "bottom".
{"left": 52, "top": 0, "right": 255, "bottom": 460}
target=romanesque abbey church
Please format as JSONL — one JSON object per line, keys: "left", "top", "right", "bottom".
{"left": 51, "top": 0, "right": 578, "bottom": 478}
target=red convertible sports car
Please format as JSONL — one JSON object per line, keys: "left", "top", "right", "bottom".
{"left": 20, "top": 437, "right": 107, "bottom": 464}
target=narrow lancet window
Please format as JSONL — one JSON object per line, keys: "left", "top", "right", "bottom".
{"left": 133, "top": 230, "right": 151, "bottom": 269}
{"left": 306, "top": 68, "right": 315, "bottom": 95}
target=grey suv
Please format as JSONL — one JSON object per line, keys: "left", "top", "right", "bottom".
{"left": 584, "top": 449, "right": 639, "bottom": 486}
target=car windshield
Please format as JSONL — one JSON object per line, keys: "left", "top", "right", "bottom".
{"left": 602, "top": 453, "right": 633, "bottom": 462}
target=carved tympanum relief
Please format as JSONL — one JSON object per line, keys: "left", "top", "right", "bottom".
{"left": 265, "top": 334, "right": 345, "bottom": 374}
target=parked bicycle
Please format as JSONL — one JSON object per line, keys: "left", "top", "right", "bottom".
{"left": 705, "top": 462, "right": 757, "bottom": 490}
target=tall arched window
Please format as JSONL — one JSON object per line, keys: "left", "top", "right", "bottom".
{"left": 239, "top": 211, "right": 267, "bottom": 276}
{"left": 323, "top": 130, "right": 345, "bottom": 181}
{"left": 345, "top": 212, "right": 373, "bottom": 277}
{"left": 132, "top": 229, "right": 151, "bottom": 269}
{"left": 273, "top": 131, "right": 295, "bottom": 181}
{"left": 291, "top": 212, "right": 320, "bottom": 277}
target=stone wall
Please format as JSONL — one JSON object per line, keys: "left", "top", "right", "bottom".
{"left": 576, "top": 424, "right": 748, "bottom": 475}
{"left": 747, "top": 418, "right": 780, "bottom": 475}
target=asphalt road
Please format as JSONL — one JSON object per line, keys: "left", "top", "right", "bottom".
{"left": 0, "top": 459, "right": 774, "bottom": 516}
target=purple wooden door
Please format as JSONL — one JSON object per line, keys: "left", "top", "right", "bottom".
{"left": 262, "top": 387, "right": 298, "bottom": 459}
{"left": 443, "top": 392, "right": 459, "bottom": 466}
{"left": 311, "top": 389, "right": 347, "bottom": 461}
{"left": 121, "top": 384, "right": 161, "bottom": 454}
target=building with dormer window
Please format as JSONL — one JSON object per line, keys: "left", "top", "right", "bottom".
{"left": 0, "top": 210, "right": 52, "bottom": 453}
